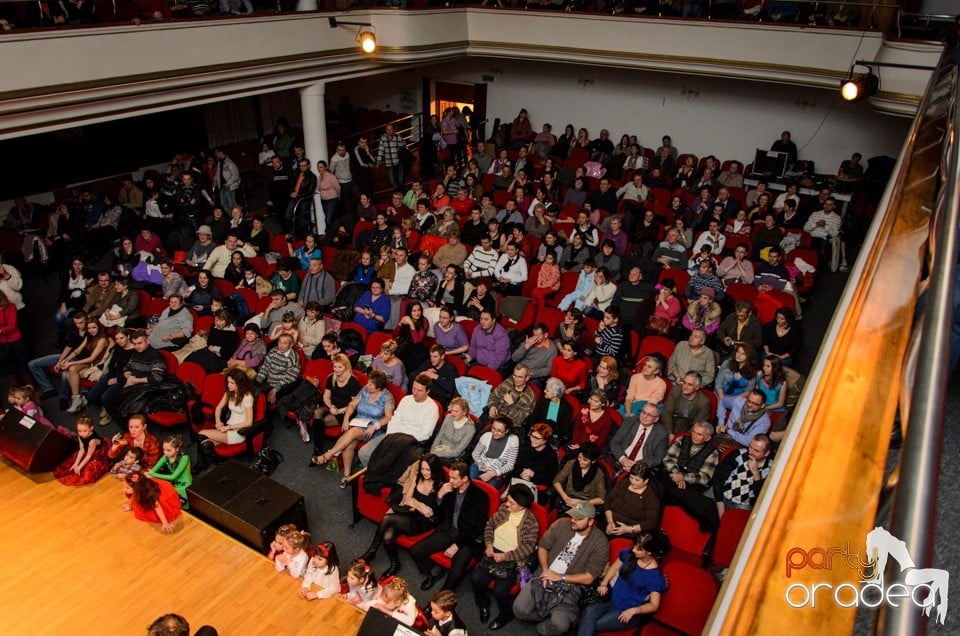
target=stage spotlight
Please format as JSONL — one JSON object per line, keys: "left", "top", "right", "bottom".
{"left": 840, "top": 73, "right": 879, "bottom": 103}
{"left": 358, "top": 31, "right": 376, "bottom": 54}
{"left": 328, "top": 17, "right": 377, "bottom": 54}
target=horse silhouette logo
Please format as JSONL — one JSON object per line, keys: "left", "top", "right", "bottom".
{"left": 864, "top": 526, "right": 949, "bottom": 625}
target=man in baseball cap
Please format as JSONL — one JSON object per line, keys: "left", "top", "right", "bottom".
{"left": 510, "top": 500, "right": 609, "bottom": 634}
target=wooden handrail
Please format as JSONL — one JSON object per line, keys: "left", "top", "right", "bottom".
{"left": 706, "top": 54, "right": 949, "bottom": 634}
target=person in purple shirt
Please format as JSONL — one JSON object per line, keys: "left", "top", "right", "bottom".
{"left": 465, "top": 309, "right": 510, "bottom": 371}
{"left": 433, "top": 306, "right": 469, "bottom": 357}
{"left": 600, "top": 215, "right": 629, "bottom": 256}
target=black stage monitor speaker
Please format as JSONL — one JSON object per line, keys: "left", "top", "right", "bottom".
{"left": 0, "top": 409, "right": 74, "bottom": 472}
{"left": 750, "top": 148, "right": 790, "bottom": 179}
{"left": 187, "top": 460, "right": 306, "bottom": 553}
{"left": 358, "top": 606, "right": 423, "bottom": 636}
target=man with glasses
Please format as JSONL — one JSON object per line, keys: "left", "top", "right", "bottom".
{"left": 609, "top": 402, "right": 669, "bottom": 471}
{"left": 484, "top": 363, "right": 535, "bottom": 427}
{"left": 713, "top": 434, "right": 773, "bottom": 520}
{"left": 715, "top": 389, "right": 772, "bottom": 447}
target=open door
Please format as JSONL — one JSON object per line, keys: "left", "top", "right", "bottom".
{"left": 433, "top": 81, "right": 487, "bottom": 146}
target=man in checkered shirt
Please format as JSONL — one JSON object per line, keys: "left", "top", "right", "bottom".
{"left": 712, "top": 434, "right": 772, "bottom": 522}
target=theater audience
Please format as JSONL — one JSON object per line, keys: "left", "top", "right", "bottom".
{"left": 11, "top": 111, "right": 838, "bottom": 630}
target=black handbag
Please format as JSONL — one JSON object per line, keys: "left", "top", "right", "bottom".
{"left": 250, "top": 447, "right": 283, "bottom": 475}
{"left": 479, "top": 555, "right": 519, "bottom": 580}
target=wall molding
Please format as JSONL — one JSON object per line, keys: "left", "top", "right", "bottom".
{"left": 0, "top": 9, "right": 940, "bottom": 138}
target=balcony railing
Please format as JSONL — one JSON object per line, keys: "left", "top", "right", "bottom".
{"left": 707, "top": 46, "right": 953, "bottom": 634}
{"left": 0, "top": 0, "right": 933, "bottom": 41}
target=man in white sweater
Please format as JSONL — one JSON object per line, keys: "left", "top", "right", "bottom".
{"left": 358, "top": 374, "right": 440, "bottom": 465}
{"left": 204, "top": 232, "right": 256, "bottom": 279}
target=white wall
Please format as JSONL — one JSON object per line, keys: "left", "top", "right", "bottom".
{"left": 328, "top": 59, "right": 910, "bottom": 173}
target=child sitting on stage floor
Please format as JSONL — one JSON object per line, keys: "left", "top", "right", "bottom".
{"left": 275, "top": 527, "right": 310, "bottom": 578}
{"left": 299, "top": 541, "right": 341, "bottom": 600}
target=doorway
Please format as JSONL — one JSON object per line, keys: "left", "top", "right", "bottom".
{"left": 429, "top": 80, "right": 488, "bottom": 145}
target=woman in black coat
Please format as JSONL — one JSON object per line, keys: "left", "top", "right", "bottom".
{"left": 526, "top": 377, "right": 575, "bottom": 444}
{"left": 510, "top": 421, "right": 560, "bottom": 503}
{"left": 433, "top": 265, "right": 468, "bottom": 314}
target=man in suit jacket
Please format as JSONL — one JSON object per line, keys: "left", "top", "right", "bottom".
{"left": 608, "top": 402, "right": 669, "bottom": 471}
{"left": 410, "top": 461, "right": 490, "bottom": 593}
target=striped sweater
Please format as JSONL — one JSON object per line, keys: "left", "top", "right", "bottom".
{"left": 463, "top": 247, "right": 499, "bottom": 278}
{"left": 255, "top": 349, "right": 301, "bottom": 390}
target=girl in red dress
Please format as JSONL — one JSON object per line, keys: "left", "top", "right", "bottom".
{"left": 54, "top": 416, "right": 112, "bottom": 486}
{"left": 122, "top": 472, "right": 181, "bottom": 533}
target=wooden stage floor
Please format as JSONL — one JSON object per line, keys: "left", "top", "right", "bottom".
{"left": 0, "top": 458, "right": 366, "bottom": 635}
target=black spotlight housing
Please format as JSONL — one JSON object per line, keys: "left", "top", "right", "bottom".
{"left": 841, "top": 73, "right": 880, "bottom": 103}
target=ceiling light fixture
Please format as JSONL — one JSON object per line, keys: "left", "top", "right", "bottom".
{"left": 328, "top": 17, "right": 377, "bottom": 54}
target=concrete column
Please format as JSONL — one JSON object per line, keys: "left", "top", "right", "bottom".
{"left": 299, "top": 81, "right": 327, "bottom": 165}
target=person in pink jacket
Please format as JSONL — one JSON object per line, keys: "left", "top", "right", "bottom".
{"left": 530, "top": 251, "right": 561, "bottom": 313}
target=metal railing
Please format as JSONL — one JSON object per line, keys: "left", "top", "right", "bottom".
{"left": 879, "top": 53, "right": 958, "bottom": 635}
{"left": 897, "top": 11, "right": 958, "bottom": 39}
{"left": 335, "top": 110, "right": 425, "bottom": 194}
{"left": 705, "top": 46, "right": 946, "bottom": 636}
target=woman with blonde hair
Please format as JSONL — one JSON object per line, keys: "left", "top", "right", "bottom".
{"left": 371, "top": 338, "right": 407, "bottom": 389}
{"left": 430, "top": 397, "right": 476, "bottom": 464}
